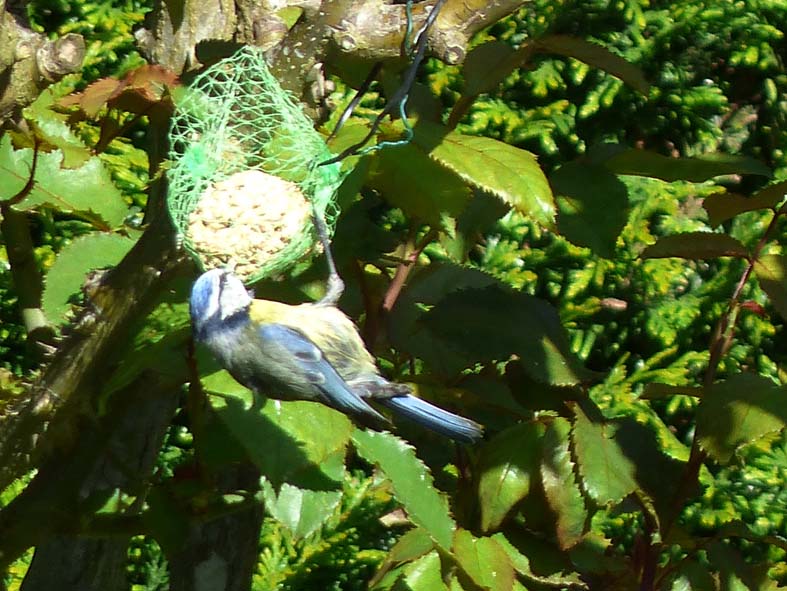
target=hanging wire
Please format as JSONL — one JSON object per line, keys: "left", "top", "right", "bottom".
{"left": 319, "top": 0, "right": 448, "bottom": 167}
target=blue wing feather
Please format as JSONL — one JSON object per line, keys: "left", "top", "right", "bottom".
{"left": 257, "top": 324, "right": 387, "bottom": 424}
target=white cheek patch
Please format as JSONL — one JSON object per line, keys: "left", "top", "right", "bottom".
{"left": 218, "top": 277, "right": 252, "bottom": 320}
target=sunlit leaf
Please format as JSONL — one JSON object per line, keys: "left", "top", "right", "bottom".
{"left": 402, "top": 551, "right": 446, "bottom": 591}
{"left": 0, "top": 135, "right": 128, "bottom": 228}
{"left": 370, "top": 528, "right": 435, "bottom": 588}
{"left": 413, "top": 122, "right": 555, "bottom": 227}
{"left": 260, "top": 480, "right": 341, "bottom": 539}
{"left": 453, "top": 529, "right": 516, "bottom": 591}
{"left": 353, "top": 430, "right": 455, "bottom": 550}
{"left": 42, "top": 233, "right": 137, "bottom": 324}
{"left": 24, "top": 89, "right": 91, "bottom": 168}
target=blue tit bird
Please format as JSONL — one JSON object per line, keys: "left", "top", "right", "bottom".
{"left": 190, "top": 268, "right": 483, "bottom": 444}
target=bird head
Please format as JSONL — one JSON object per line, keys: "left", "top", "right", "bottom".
{"left": 190, "top": 269, "right": 252, "bottom": 341}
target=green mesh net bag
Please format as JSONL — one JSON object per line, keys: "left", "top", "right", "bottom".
{"left": 167, "top": 45, "right": 343, "bottom": 282}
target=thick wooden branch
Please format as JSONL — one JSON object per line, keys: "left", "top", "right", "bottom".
{"left": 0, "top": 1, "right": 84, "bottom": 122}
{"left": 136, "top": 0, "right": 527, "bottom": 98}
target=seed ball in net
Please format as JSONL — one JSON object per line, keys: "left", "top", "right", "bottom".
{"left": 187, "top": 169, "right": 311, "bottom": 281}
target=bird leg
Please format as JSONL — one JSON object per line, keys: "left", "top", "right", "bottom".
{"left": 313, "top": 210, "right": 344, "bottom": 305}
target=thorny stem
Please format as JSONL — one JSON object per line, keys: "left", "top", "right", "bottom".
{"left": 0, "top": 139, "right": 52, "bottom": 346}
{"left": 381, "top": 227, "right": 437, "bottom": 314}
{"left": 646, "top": 203, "right": 786, "bottom": 590}
{"left": 361, "top": 228, "right": 437, "bottom": 348}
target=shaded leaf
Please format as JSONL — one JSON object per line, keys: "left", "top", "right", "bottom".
{"left": 753, "top": 254, "right": 787, "bottom": 321}
{"left": 260, "top": 480, "right": 341, "bottom": 539}
{"left": 661, "top": 559, "right": 718, "bottom": 591}
{"left": 388, "top": 263, "right": 499, "bottom": 375}
{"left": 541, "top": 418, "right": 586, "bottom": 549}
{"left": 0, "top": 135, "right": 128, "bottom": 227}
{"left": 414, "top": 122, "right": 555, "bottom": 227}
{"left": 368, "top": 143, "right": 470, "bottom": 226}
{"left": 453, "top": 529, "right": 516, "bottom": 591}
{"left": 421, "top": 285, "right": 597, "bottom": 386}
{"left": 143, "top": 485, "right": 192, "bottom": 556}
{"left": 641, "top": 232, "right": 749, "bottom": 260}
{"left": 641, "top": 383, "right": 704, "bottom": 399}
{"left": 614, "top": 418, "right": 689, "bottom": 517}
{"left": 552, "top": 161, "right": 628, "bottom": 258}
{"left": 535, "top": 35, "right": 649, "bottom": 94}
{"left": 697, "top": 373, "right": 787, "bottom": 463}
{"left": 492, "top": 533, "right": 589, "bottom": 590}
{"left": 203, "top": 371, "right": 352, "bottom": 488}
{"left": 703, "top": 182, "right": 787, "bottom": 227}
{"left": 463, "top": 41, "right": 519, "bottom": 97}
{"left": 352, "top": 430, "right": 455, "bottom": 549}
{"left": 42, "top": 233, "right": 136, "bottom": 324}
{"left": 603, "top": 149, "right": 771, "bottom": 182}
{"left": 571, "top": 404, "right": 637, "bottom": 504}
{"left": 478, "top": 422, "right": 544, "bottom": 532}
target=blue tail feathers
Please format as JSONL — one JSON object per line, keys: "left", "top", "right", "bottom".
{"left": 379, "top": 395, "right": 483, "bottom": 444}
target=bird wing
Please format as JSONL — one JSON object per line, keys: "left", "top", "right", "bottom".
{"left": 257, "top": 323, "right": 387, "bottom": 424}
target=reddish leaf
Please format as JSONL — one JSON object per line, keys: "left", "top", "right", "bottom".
{"left": 535, "top": 35, "right": 650, "bottom": 94}
{"left": 703, "top": 181, "right": 787, "bottom": 226}
{"left": 641, "top": 232, "right": 749, "bottom": 260}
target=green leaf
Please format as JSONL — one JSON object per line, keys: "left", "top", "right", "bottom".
{"left": 703, "top": 182, "right": 787, "bottom": 227}
{"left": 0, "top": 135, "right": 128, "bottom": 228}
{"left": 370, "top": 528, "right": 435, "bottom": 588}
{"left": 477, "top": 422, "right": 544, "bottom": 532}
{"left": 753, "top": 254, "right": 787, "bottom": 321}
{"left": 421, "top": 285, "right": 597, "bottom": 386}
{"left": 463, "top": 41, "right": 519, "bottom": 97}
{"left": 552, "top": 161, "right": 628, "bottom": 258}
{"left": 535, "top": 35, "right": 650, "bottom": 94}
{"left": 492, "top": 533, "right": 588, "bottom": 589}
{"left": 452, "top": 529, "right": 516, "bottom": 591}
{"left": 143, "top": 485, "right": 192, "bottom": 556}
{"left": 42, "top": 233, "right": 136, "bottom": 324}
{"left": 602, "top": 149, "right": 771, "bottom": 182}
{"left": 697, "top": 373, "right": 787, "bottom": 463}
{"left": 24, "top": 89, "right": 91, "bottom": 168}
{"left": 541, "top": 418, "right": 586, "bottom": 549}
{"left": 571, "top": 403, "right": 637, "bottom": 504}
{"left": 402, "top": 551, "right": 446, "bottom": 591}
{"left": 260, "top": 480, "right": 341, "bottom": 540}
{"left": 203, "top": 371, "right": 353, "bottom": 488}
{"left": 352, "top": 430, "right": 455, "bottom": 550}
{"left": 368, "top": 143, "right": 470, "bottom": 226}
{"left": 413, "top": 122, "right": 555, "bottom": 227}
{"left": 661, "top": 559, "right": 718, "bottom": 591}
{"left": 388, "top": 263, "right": 499, "bottom": 375}
{"left": 641, "top": 232, "right": 749, "bottom": 260}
